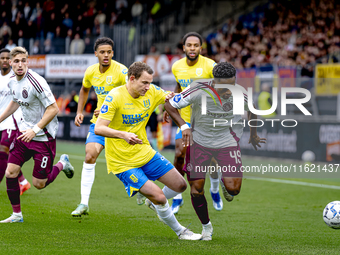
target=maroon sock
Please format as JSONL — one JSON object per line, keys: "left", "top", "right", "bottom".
{"left": 45, "top": 163, "right": 63, "bottom": 187}
{"left": 191, "top": 194, "right": 210, "bottom": 225}
{"left": 0, "top": 151, "right": 8, "bottom": 183}
{"left": 6, "top": 177, "right": 21, "bottom": 213}
{"left": 17, "top": 171, "right": 25, "bottom": 183}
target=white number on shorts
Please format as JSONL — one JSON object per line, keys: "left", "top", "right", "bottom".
{"left": 6, "top": 129, "right": 12, "bottom": 138}
{"left": 41, "top": 156, "right": 49, "bottom": 169}
{"left": 229, "top": 150, "right": 241, "bottom": 164}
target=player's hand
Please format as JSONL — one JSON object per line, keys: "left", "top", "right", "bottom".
{"left": 248, "top": 134, "right": 266, "bottom": 151}
{"left": 165, "top": 92, "right": 175, "bottom": 102}
{"left": 163, "top": 111, "right": 170, "bottom": 123}
{"left": 124, "top": 132, "right": 143, "bottom": 145}
{"left": 94, "top": 109, "right": 100, "bottom": 118}
{"left": 182, "top": 129, "right": 192, "bottom": 147}
{"left": 17, "top": 129, "right": 36, "bottom": 143}
{"left": 74, "top": 113, "right": 84, "bottom": 127}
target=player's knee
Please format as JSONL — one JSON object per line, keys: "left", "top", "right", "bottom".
{"left": 175, "top": 147, "right": 185, "bottom": 159}
{"left": 176, "top": 179, "right": 187, "bottom": 193}
{"left": 190, "top": 184, "right": 204, "bottom": 196}
{"left": 226, "top": 186, "right": 241, "bottom": 196}
{"left": 33, "top": 182, "right": 45, "bottom": 189}
{"left": 152, "top": 193, "right": 167, "bottom": 205}
{"left": 5, "top": 169, "right": 19, "bottom": 178}
{"left": 85, "top": 153, "right": 97, "bottom": 164}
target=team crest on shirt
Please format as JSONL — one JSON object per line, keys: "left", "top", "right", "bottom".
{"left": 22, "top": 87, "right": 28, "bottom": 99}
{"left": 196, "top": 68, "right": 203, "bottom": 76}
{"left": 223, "top": 102, "right": 233, "bottom": 112}
{"left": 106, "top": 76, "right": 112, "bottom": 84}
{"left": 143, "top": 99, "right": 150, "bottom": 108}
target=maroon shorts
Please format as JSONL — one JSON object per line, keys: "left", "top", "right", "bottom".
{"left": 8, "top": 138, "right": 56, "bottom": 179}
{"left": 183, "top": 142, "right": 243, "bottom": 181}
{"left": 0, "top": 129, "right": 17, "bottom": 148}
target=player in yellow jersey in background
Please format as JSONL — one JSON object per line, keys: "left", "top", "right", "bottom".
{"left": 168, "top": 32, "right": 223, "bottom": 213}
{"left": 95, "top": 62, "right": 202, "bottom": 240}
{"left": 71, "top": 37, "right": 128, "bottom": 216}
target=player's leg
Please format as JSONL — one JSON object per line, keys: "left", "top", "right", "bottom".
{"left": 31, "top": 139, "right": 74, "bottom": 190}
{"left": 0, "top": 163, "right": 23, "bottom": 223}
{"left": 208, "top": 157, "right": 223, "bottom": 211}
{"left": 72, "top": 124, "right": 104, "bottom": 217}
{"left": 216, "top": 145, "right": 243, "bottom": 202}
{"left": 171, "top": 128, "right": 187, "bottom": 213}
{"left": 189, "top": 178, "right": 213, "bottom": 241}
{"left": 1, "top": 138, "right": 31, "bottom": 223}
{"left": 140, "top": 152, "right": 201, "bottom": 240}
{"left": 0, "top": 129, "right": 30, "bottom": 194}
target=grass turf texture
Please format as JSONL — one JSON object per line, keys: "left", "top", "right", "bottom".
{"left": 0, "top": 140, "right": 339, "bottom": 254}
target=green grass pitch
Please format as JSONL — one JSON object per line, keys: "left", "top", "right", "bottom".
{"left": 0, "top": 141, "right": 339, "bottom": 254}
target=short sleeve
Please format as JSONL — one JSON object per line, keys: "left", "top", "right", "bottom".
{"left": 208, "top": 61, "right": 216, "bottom": 78}
{"left": 169, "top": 88, "right": 191, "bottom": 109}
{"left": 98, "top": 94, "right": 117, "bottom": 121}
{"left": 171, "top": 64, "right": 179, "bottom": 83}
{"left": 152, "top": 84, "right": 170, "bottom": 106}
{"left": 34, "top": 78, "right": 56, "bottom": 108}
{"left": 82, "top": 67, "right": 92, "bottom": 88}
{"left": 120, "top": 66, "right": 128, "bottom": 85}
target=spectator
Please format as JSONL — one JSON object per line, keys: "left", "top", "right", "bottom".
{"left": 149, "top": 45, "right": 160, "bottom": 55}
{"left": 163, "top": 46, "right": 172, "bottom": 55}
{"left": 85, "top": 91, "right": 97, "bottom": 114}
{"left": 62, "top": 12, "right": 73, "bottom": 30}
{"left": 5, "top": 39, "right": 17, "bottom": 51}
{"left": 65, "top": 91, "right": 79, "bottom": 114}
{"left": 23, "top": 2, "right": 31, "bottom": 21}
{"left": 131, "top": 0, "right": 143, "bottom": 24}
{"left": 70, "top": 33, "right": 85, "bottom": 54}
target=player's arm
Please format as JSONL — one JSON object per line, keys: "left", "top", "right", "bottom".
{"left": 75, "top": 86, "right": 91, "bottom": 126}
{"left": 247, "top": 107, "right": 266, "bottom": 151}
{"left": 18, "top": 102, "right": 59, "bottom": 143}
{"left": 0, "top": 100, "right": 19, "bottom": 123}
{"left": 163, "top": 82, "right": 182, "bottom": 122}
{"left": 164, "top": 98, "right": 191, "bottom": 147}
{"left": 94, "top": 117, "right": 142, "bottom": 145}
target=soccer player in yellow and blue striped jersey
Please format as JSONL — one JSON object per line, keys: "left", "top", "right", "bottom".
{"left": 169, "top": 32, "right": 223, "bottom": 214}
{"left": 71, "top": 37, "right": 128, "bottom": 217}
{"left": 95, "top": 61, "right": 202, "bottom": 240}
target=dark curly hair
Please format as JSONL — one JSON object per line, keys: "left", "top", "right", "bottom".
{"left": 213, "top": 62, "right": 236, "bottom": 78}
{"left": 94, "top": 37, "right": 114, "bottom": 51}
{"left": 183, "top": 32, "right": 203, "bottom": 46}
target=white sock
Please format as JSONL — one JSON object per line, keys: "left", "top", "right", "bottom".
{"left": 80, "top": 162, "right": 96, "bottom": 206}
{"left": 173, "top": 193, "right": 182, "bottom": 200}
{"left": 162, "top": 186, "right": 180, "bottom": 199}
{"left": 13, "top": 212, "right": 22, "bottom": 217}
{"left": 203, "top": 221, "right": 211, "bottom": 227}
{"left": 154, "top": 201, "right": 185, "bottom": 235}
{"left": 20, "top": 179, "right": 28, "bottom": 185}
{"left": 210, "top": 177, "right": 219, "bottom": 193}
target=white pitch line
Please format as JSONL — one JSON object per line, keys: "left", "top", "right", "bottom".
{"left": 248, "top": 177, "right": 340, "bottom": 190}
{"left": 56, "top": 153, "right": 107, "bottom": 163}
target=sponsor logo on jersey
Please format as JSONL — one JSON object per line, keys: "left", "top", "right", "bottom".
{"left": 196, "top": 68, "right": 203, "bottom": 76}
{"left": 125, "top": 103, "right": 133, "bottom": 105}
{"left": 143, "top": 99, "right": 150, "bottom": 108}
{"left": 105, "top": 96, "right": 113, "bottom": 102}
{"left": 122, "top": 68, "right": 128, "bottom": 74}
{"left": 94, "top": 86, "right": 106, "bottom": 95}
{"left": 173, "top": 94, "right": 182, "bottom": 103}
{"left": 178, "top": 79, "right": 192, "bottom": 88}
{"left": 106, "top": 76, "right": 112, "bottom": 84}
{"left": 122, "top": 112, "right": 149, "bottom": 125}
{"left": 22, "top": 87, "right": 28, "bottom": 99}
{"left": 100, "top": 104, "right": 109, "bottom": 114}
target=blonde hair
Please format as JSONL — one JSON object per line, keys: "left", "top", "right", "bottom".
{"left": 10, "top": 46, "right": 28, "bottom": 59}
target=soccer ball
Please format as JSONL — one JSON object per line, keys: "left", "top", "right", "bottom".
{"left": 301, "top": 150, "right": 315, "bottom": 162}
{"left": 323, "top": 201, "right": 340, "bottom": 229}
